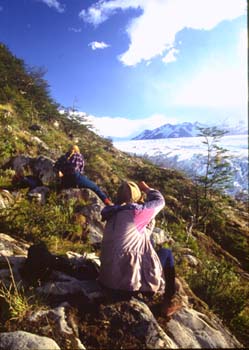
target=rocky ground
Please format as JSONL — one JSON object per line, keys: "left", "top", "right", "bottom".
{"left": 0, "top": 187, "right": 243, "bottom": 349}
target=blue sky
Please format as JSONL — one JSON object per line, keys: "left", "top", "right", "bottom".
{"left": 0, "top": 0, "right": 247, "bottom": 139}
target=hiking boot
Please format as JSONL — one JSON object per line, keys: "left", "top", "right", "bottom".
{"left": 104, "top": 198, "right": 113, "bottom": 206}
{"left": 161, "top": 294, "right": 182, "bottom": 317}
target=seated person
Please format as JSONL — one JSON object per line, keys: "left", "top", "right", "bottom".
{"left": 99, "top": 180, "right": 182, "bottom": 317}
{"left": 54, "top": 145, "right": 112, "bottom": 206}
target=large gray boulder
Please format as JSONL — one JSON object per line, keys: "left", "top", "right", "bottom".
{"left": 166, "top": 307, "right": 243, "bottom": 348}
{"left": 0, "top": 331, "right": 60, "bottom": 350}
{"left": 9, "top": 155, "right": 56, "bottom": 185}
{"left": 96, "top": 298, "right": 177, "bottom": 349}
{"left": 60, "top": 188, "right": 105, "bottom": 244}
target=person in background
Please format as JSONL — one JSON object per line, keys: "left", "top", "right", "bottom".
{"left": 99, "top": 180, "right": 182, "bottom": 317}
{"left": 54, "top": 145, "right": 112, "bottom": 206}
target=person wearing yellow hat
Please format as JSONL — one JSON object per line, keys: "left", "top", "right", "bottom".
{"left": 99, "top": 180, "right": 182, "bottom": 317}
{"left": 54, "top": 145, "right": 112, "bottom": 205}
{"left": 116, "top": 181, "right": 143, "bottom": 204}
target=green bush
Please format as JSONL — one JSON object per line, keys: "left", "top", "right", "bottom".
{"left": 231, "top": 306, "right": 249, "bottom": 346}
{"left": 186, "top": 256, "right": 249, "bottom": 346}
{"left": 0, "top": 193, "right": 82, "bottom": 243}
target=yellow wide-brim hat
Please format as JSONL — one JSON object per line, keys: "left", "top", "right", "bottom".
{"left": 116, "top": 181, "right": 142, "bottom": 204}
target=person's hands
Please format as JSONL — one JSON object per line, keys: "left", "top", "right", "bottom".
{"left": 138, "top": 181, "right": 151, "bottom": 193}
{"left": 58, "top": 171, "right": 64, "bottom": 178}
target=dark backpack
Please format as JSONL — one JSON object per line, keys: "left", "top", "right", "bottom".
{"left": 20, "top": 243, "right": 99, "bottom": 285}
{"left": 20, "top": 242, "right": 55, "bottom": 284}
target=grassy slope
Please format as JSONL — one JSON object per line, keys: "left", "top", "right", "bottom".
{"left": 0, "top": 43, "right": 248, "bottom": 346}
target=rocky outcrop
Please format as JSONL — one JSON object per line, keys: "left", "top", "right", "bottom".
{"left": 0, "top": 232, "right": 242, "bottom": 349}
{"left": 95, "top": 298, "right": 177, "bottom": 349}
{"left": 5, "top": 155, "right": 56, "bottom": 185}
{"left": 60, "top": 188, "right": 106, "bottom": 244}
{"left": 27, "top": 303, "right": 85, "bottom": 349}
{"left": 166, "top": 307, "right": 241, "bottom": 348}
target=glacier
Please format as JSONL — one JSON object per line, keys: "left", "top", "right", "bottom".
{"left": 114, "top": 134, "right": 248, "bottom": 198}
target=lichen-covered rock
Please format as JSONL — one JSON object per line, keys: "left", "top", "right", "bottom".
{"left": 28, "top": 186, "right": 50, "bottom": 204}
{"left": 31, "top": 156, "right": 56, "bottom": 184}
{"left": 27, "top": 303, "right": 85, "bottom": 349}
{"left": 60, "top": 188, "right": 105, "bottom": 244}
{"left": 0, "top": 233, "right": 29, "bottom": 257}
{"left": 166, "top": 307, "right": 243, "bottom": 349}
{"left": 96, "top": 298, "right": 177, "bottom": 349}
{"left": 36, "top": 272, "right": 103, "bottom": 301}
{"left": 30, "top": 136, "right": 49, "bottom": 150}
{"left": 0, "top": 234, "right": 28, "bottom": 286}
{"left": 0, "top": 189, "right": 14, "bottom": 209}
{"left": 0, "top": 331, "right": 60, "bottom": 350}
{"left": 151, "top": 227, "right": 175, "bottom": 246}
{"left": 65, "top": 251, "right": 101, "bottom": 267}
{"left": 8, "top": 155, "right": 55, "bottom": 185}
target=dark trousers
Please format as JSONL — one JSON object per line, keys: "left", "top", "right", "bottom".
{"left": 62, "top": 172, "right": 108, "bottom": 202}
{"left": 157, "top": 247, "right": 176, "bottom": 300}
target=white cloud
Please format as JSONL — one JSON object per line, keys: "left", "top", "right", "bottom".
{"left": 79, "top": 0, "right": 141, "bottom": 26}
{"left": 173, "top": 25, "right": 247, "bottom": 110}
{"left": 89, "top": 41, "right": 110, "bottom": 50}
{"left": 162, "top": 48, "right": 179, "bottom": 64}
{"left": 39, "top": 0, "right": 65, "bottom": 13}
{"left": 79, "top": 0, "right": 246, "bottom": 66}
{"left": 174, "top": 64, "right": 247, "bottom": 109}
{"left": 79, "top": 8, "right": 107, "bottom": 26}
{"left": 84, "top": 113, "right": 177, "bottom": 138}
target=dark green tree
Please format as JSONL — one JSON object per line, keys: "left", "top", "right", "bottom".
{"left": 193, "top": 126, "right": 233, "bottom": 230}
{"left": 198, "top": 126, "right": 233, "bottom": 196}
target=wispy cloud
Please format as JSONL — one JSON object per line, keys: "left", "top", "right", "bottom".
{"left": 88, "top": 41, "right": 110, "bottom": 50}
{"left": 38, "top": 0, "right": 65, "bottom": 13}
{"left": 79, "top": 0, "right": 141, "bottom": 26}
{"left": 79, "top": 0, "right": 246, "bottom": 66}
{"left": 68, "top": 27, "right": 82, "bottom": 33}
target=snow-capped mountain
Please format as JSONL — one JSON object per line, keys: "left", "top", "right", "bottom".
{"left": 132, "top": 122, "right": 205, "bottom": 140}
{"left": 114, "top": 134, "right": 248, "bottom": 198}
{"left": 132, "top": 121, "right": 248, "bottom": 140}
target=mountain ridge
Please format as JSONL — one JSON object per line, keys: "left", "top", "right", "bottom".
{"left": 132, "top": 121, "right": 248, "bottom": 140}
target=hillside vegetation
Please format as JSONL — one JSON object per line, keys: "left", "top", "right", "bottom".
{"left": 0, "top": 43, "right": 248, "bottom": 347}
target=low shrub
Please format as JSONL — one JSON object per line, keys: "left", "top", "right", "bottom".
{"left": 0, "top": 192, "right": 83, "bottom": 243}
